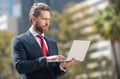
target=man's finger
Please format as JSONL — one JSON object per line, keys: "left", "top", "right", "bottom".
{"left": 58, "top": 55, "right": 66, "bottom": 60}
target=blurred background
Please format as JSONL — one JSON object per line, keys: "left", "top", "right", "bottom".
{"left": 0, "top": 0, "right": 120, "bottom": 79}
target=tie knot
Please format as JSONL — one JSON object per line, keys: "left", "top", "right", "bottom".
{"left": 36, "top": 34, "right": 44, "bottom": 39}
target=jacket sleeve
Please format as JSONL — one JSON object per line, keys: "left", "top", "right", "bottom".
{"left": 11, "top": 37, "right": 48, "bottom": 74}
{"left": 53, "top": 63, "right": 66, "bottom": 77}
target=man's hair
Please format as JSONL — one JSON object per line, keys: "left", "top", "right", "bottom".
{"left": 29, "top": 3, "right": 50, "bottom": 24}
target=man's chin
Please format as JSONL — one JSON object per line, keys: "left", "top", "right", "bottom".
{"left": 43, "top": 27, "right": 48, "bottom": 32}
{"left": 44, "top": 29, "right": 48, "bottom": 33}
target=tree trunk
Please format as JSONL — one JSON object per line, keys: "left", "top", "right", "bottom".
{"left": 110, "top": 40, "right": 120, "bottom": 79}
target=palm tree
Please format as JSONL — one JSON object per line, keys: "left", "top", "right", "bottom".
{"left": 92, "top": 4, "right": 120, "bottom": 79}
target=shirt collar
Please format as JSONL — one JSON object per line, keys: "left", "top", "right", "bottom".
{"left": 29, "top": 27, "right": 45, "bottom": 37}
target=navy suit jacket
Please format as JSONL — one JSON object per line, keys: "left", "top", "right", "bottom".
{"left": 11, "top": 31, "right": 65, "bottom": 79}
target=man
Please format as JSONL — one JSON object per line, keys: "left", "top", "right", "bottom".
{"left": 11, "top": 3, "right": 77, "bottom": 79}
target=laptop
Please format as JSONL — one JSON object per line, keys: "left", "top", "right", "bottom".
{"left": 47, "top": 40, "right": 91, "bottom": 62}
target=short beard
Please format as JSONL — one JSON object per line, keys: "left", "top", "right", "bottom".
{"left": 35, "top": 23, "right": 43, "bottom": 34}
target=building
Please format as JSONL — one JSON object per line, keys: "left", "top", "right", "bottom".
{"left": 0, "top": 0, "right": 14, "bottom": 16}
{"left": 0, "top": 14, "right": 18, "bottom": 34}
{"left": 0, "top": 0, "right": 19, "bottom": 34}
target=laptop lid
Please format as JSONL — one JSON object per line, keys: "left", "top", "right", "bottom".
{"left": 47, "top": 40, "right": 91, "bottom": 62}
{"left": 66, "top": 40, "right": 91, "bottom": 62}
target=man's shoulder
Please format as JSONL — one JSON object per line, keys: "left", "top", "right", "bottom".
{"left": 12, "top": 31, "right": 30, "bottom": 41}
{"left": 14, "top": 33, "right": 26, "bottom": 39}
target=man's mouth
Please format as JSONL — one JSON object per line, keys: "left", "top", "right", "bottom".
{"left": 44, "top": 26, "right": 48, "bottom": 27}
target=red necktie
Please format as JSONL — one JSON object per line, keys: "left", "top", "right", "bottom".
{"left": 37, "top": 35, "right": 50, "bottom": 79}
{"left": 36, "top": 35, "right": 48, "bottom": 56}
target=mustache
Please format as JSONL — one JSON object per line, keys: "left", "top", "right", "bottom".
{"left": 45, "top": 23, "right": 49, "bottom": 26}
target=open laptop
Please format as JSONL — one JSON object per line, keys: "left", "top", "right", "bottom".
{"left": 47, "top": 40, "right": 91, "bottom": 62}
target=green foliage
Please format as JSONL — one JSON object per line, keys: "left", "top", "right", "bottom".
{"left": 109, "top": 0, "right": 120, "bottom": 13}
{"left": 93, "top": 6, "right": 120, "bottom": 41}
{"left": 0, "top": 31, "right": 18, "bottom": 79}
{"left": 92, "top": 2, "right": 120, "bottom": 79}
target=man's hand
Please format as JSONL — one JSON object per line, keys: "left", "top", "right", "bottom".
{"left": 60, "top": 58, "right": 77, "bottom": 69}
{"left": 46, "top": 55, "right": 65, "bottom": 61}
{"left": 46, "top": 55, "right": 77, "bottom": 69}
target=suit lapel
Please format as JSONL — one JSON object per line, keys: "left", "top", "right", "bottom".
{"left": 44, "top": 36, "right": 54, "bottom": 56}
{"left": 25, "top": 31, "right": 56, "bottom": 56}
{"left": 25, "top": 31, "right": 43, "bottom": 56}
{"left": 44, "top": 36, "right": 51, "bottom": 56}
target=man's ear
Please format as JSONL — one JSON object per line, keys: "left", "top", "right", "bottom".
{"left": 31, "top": 15, "right": 36, "bottom": 24}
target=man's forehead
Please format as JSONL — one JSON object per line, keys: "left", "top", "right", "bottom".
{"left": 39, "top": 11, "right": 51, "bottom": 18}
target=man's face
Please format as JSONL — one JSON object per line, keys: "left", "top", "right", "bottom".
{"left": 34, "top": 10, "right": 51, "bottom": 33}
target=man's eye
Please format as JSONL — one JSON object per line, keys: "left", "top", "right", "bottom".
{"left": 42, "top": 18, "right": 46, "bottom": 20}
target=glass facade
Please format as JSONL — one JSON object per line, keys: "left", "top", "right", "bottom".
{"left": 0, "top": 0, "right": 13, "bottom": 16}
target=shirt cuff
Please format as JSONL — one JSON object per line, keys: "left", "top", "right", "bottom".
{"left": 60, "top": 64, "right": 66, "bottom": 72}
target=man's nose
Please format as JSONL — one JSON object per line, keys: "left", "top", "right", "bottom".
{"left": 45, "top": 23, "right": 48, "bottom": 26}
{"left": 45, "top": 20, "right": 49, "bottom": 25}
